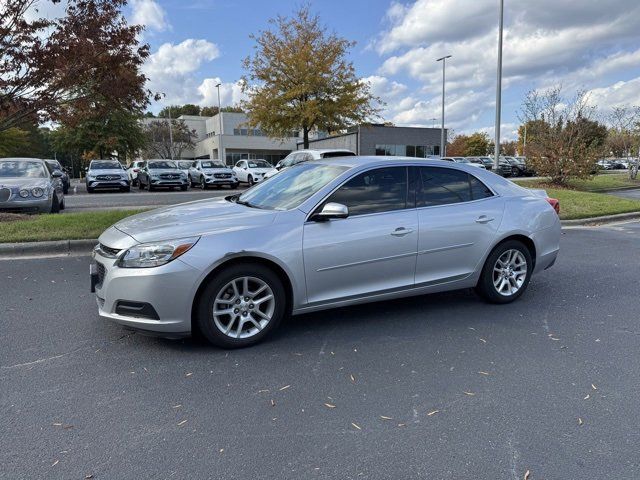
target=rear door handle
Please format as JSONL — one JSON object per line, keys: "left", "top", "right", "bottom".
{"left": 391, "top": 227, "right": 414, "bottom": 237}
{"left": 476, "top": 215, "right": 494, "bottom": 224}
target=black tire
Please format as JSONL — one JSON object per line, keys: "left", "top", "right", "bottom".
{"left": 87, "top": 186, "right": 94, "bottom": 194}
{"left": 138, "top": 178, "right": 144, "bottom": 189}
{"left": 121, "top": 186, "right": 131, "bottom": 193}
{"left": 475, "top": 240, "right": 533, "bottom": 304}
{"left": 63, "top": 186, "right": 69, "bottom": 195}
{"left": 200, "top": 177, "right": 207, "bottom": 190}
{"left": 248, "top": 175, "right": 254, "bottom": 186}
{"left": 231, "top": 182, "right": 239, "bottom": 189}
{"left": 189, "top": 175, "right": 195, "bottom": 188}
{"left": 50, "top": 194, "right": 61, "bottom": 213}
{"left": 60, "top": 198, "right": 65, "bottom": 210}
{"left": 148, "top": 181, "right": 154, "bottom": 192}
{"left": 195, "top": 263, "right": 287, "bottom": 348}
{"left": 180, "top": 185, "right": 188, "bottom": 191}
{"left": 511, "top": 167, "right": 519, "bottom": 177}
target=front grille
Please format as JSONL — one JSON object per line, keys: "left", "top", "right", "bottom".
{"left": 96, "top": 175, "right": 120, "bottom": 181}
{"left": 214, "top": 173, "right": 232, "bottom": 179}
{"left": 160, "top": 173, "right": 180, "bottom": 179}
{"left": 0, "top": 187, "right": 11, "bottom": 202}
{"left": 96, "top": 262, "right": 106, "bottom": 286}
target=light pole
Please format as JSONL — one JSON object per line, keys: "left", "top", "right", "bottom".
{"left": 493, "top": 0, "right": 504, "bottom": 170}
{"left": 161, "top": 93, "right": 174, "bottom": 160}
{"left": 436, "top": 55, "right": 451, "bottom": 157}
{"left": 215, "top": 83, "right": 224, "bottom": 164}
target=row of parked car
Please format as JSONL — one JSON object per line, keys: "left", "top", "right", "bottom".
{"left": 596, "top": 158, "right": 636, "bottom": 170}
{"left": 441, "top": 156, "right": 535, "bottom": 177}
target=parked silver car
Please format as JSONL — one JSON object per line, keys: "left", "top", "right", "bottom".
{"left": 86, "top": 159, "right": 130, "bottom": 193}
{"left": 0, "top": 158, "right": 65, "bottom": 213}
{"left": 92, "top": 157, "right": 560, "bottom": 348}
{"left": 137, "top": 160, "right": 188, "bottom": 191}
{"left": 188, "top": 160, "right": 239, "bottom": 189}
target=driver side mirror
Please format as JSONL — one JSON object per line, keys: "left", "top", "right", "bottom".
{"left": 51, "top": 170, "right": 63, "bottom": 178}
{"left": 312, "top": 202, "right": 349, "bottom": 221}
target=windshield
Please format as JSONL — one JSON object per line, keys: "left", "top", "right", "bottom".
{"left": 148, "top": 161, "right": 177, "bottom": 169}
{"left": 454, "top": 158, "right": 471, "bottom": 163}
{"left": 91, "top": 161, "right": 122, "bottom": 170}
{"left": 46, "top": 161, "right": 62, "bottom": 170}
{"left": 0, "top": 160, "right": 47, "bottom": 178}
{"left": 177, "top": 161, "right": 192, "bottom": 169}
{"left": 248, "top": 160, "right": 271, "bottom": 168}
{"left": 201, "top": 162, "right": 225, "bottom": 169}
{"left": 237, "top": 163, "right": 348, "bottom": 210}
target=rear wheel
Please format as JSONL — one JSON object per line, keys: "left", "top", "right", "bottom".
{"left": 138, "top": 178, "right": 144, "bottom": 189}
{"left": 476, "top": 240, "right": 532, "bottom": 304}
{"left": 195, "top": 264, "right": 286, "bottom": 348}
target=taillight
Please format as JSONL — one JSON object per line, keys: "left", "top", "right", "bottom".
{"left": 546, "top": 198, "right": 560, "bottom": 214}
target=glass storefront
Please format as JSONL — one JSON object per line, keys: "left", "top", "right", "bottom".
{"left": 375, "top": 144, "right": 437, "bottom": 157}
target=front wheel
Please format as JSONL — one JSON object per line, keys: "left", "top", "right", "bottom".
{"left": 195, "top": 264, "right": 286, "bottom": 348}
{"left": 475, "top": 240, "right": 533, "bottom": 304}
{"left": 50, "top": 194, "right": 61, "bottom": 213}
{"left": 231, "top": 182, "right": 239, "bottom": 189}
{"left": 248, "top": 175, "right": 254, "bottom": 186}
{"left": 180, "top": 185, "right": 188, "bottom": 191}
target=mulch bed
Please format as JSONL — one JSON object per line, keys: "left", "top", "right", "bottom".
{"left": 0, "top": 213, "right": 32, "bottom": 223}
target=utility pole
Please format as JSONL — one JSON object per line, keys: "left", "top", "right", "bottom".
{"left": 436, "top": 55, "right": 452, "bottom": 157}
{"left": 493, "top": 0, "right": 504, "bottom": 170}
{"left": 216, "top": 83, "right": 225, "bottom": 164}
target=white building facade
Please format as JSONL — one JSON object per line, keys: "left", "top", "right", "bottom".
{"left": 145, "top": 112, "right": 298, "bottom": 166}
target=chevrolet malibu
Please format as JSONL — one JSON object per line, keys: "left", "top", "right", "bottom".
{"left": 92, "top": 157, "right": 561, "bottom": 348}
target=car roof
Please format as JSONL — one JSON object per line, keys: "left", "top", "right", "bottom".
{"left": 0, "top": 157, "right": 45, "bottom": 162}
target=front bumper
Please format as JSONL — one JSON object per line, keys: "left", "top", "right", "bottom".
{"left": 93, "top": 250, "right": 198, "bottom": 335}
{"left": 87, "top": 179, "right": 129, "bottom": 189}
{"left": 0, "top": 197, "right": 51, "bottom": 213}
{"left": 150, "top": 179, "right": 188, "bottom": 187}
{"left": 204, "top": 176, "right": 237, "bottom": 185}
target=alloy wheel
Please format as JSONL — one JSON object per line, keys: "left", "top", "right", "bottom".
{"left": 492, "top": 249, "right": 527, "bottom": 296}
{"left": 212, "top": 276, "right": 275, "bottom": 339}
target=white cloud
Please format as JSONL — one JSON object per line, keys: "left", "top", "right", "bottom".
{"left": 374, "top": 0, "right": 640, "bottom": 132}
{"left": 143, "top": 39, "right": 221, "bottom": 105}
{"left": 586, "top": 78, "right": 640, "bottom": 111}
{"left": 131, "top": 0, "right": 169, "bottom": 32}
{"left": 198, "top": 78, "right": 247, "bottom": 107}
{"left": 363, "top": 75, "right": 408, "bottom": 100}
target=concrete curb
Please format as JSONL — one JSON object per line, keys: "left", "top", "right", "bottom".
{"left": 561, "top": 211, "right": 640, "bottom": 226}
{"left": 0, "top": 239, "right": 97, "bottom": 258}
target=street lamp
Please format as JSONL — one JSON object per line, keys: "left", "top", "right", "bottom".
{"left": 493, "top": 0, "right": 504, "bottom": 170}
{"left": 161, "top": 93, "right": 174, "bottom": 160}
{"left": 436, "top": 55, "right": 451, "bottom": 157}
{"left": 215, "top": 83, "right": 224, "bottom": 164}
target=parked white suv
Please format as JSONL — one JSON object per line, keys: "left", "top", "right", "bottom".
{"left": 232, "top": 159, "right": 273, "bottom": 185}
{"left": 264, "top": 149, "right": 356, "bottom": 179}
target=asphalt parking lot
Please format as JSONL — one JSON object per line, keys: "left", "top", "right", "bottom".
{"left": 63, "top": 184, "right": 246, "bottom": 212}
{"left": 1, "top": 222, "right": 640, "bottom": 479}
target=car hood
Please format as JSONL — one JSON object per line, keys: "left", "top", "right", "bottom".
{"left": 102, "top": 197, "right": 278, "bottom": 246}
{"left": 89, "top": 168, "right": 125, "bottom": 176}
{"left": 0, "top": 177, "right": 49, "bottom": 188}
{"left": 247, "top": 168, "right": 271, "bottom": 174}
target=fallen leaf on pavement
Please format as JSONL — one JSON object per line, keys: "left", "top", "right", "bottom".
{"left": 584, "top": 394, "right": 590, "bottom": 400}
{"left": 479, "top": 338, "right": 487, "bottom": 343}
{"left": 173, "top": 404, "right": 182, "bottom": 409}
{"left": 351, "top": 422, "right": 361, "bottom": 430}
{"left": 591, "top": 383, "right": 597, "bottom": 390}
{"left": 524, "top": 470, "right": 530, "bottom": 480}
{"left": 380, "top": 415, "right": 393, "bottom": 420}
{"left": 427, "top": 410, "right": 439, "bottom": 416}
{"left": 324, "top": 403, "right": 336, "bottom": 409}
{"left": 350, "top": 374, "right": 356, "bottom": 383}
{"left": 279, "top": 385, "right": 291, "bottom": 391}
{"left": 463, "top": 391, "right": 475, "bottom": 396}
{"left": 185, "top": 372, "right": 193, "bottom": 377}
{"left": 177, "top": 420, "right": 187, "bottom": 426}
{"left": 51, "top": 460, "right": 59, "bottom": 467}
{"left": 478, "top": 371, "right": 490, "bottom": 376}
{"left": 257, "top": 389, "right": 269, "bottom": 393}
{"left": 270, "top": 399, "right": 275, "bottom": 407}
{"left": 578, "top": 417, "right": 583, "bottom": 426}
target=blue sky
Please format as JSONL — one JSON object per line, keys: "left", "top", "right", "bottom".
{"left": 34, "top": 0, "right": 640, "bottom": 139}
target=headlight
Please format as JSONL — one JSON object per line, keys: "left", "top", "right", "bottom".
{"left": 151, "top": 174, "right": 159, "bottom": 179}
{"left": 19, "top": 189, "right": 30, "bottom": 198}
{"left": 88, "top": 175, "right": 96, "bottom": 180}
{"left": 117, "top": 237, "right": 200, "bottom": 268}
{"left": 31, "top": 187, "right": 44, "bottom": 197}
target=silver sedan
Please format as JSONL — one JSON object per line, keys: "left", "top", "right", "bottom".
{"left": 0, "top": 158, "right": 65, "bottom": 213}
{"left": 92, "top": 157, "right": 561, "bottom": 348}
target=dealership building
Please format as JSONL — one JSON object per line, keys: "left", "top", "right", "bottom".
{"left": 144, "top": 113, "right": 446, "bottom": 166}
{"left": 297, "top": 124, "right": 445, "bottom": 157}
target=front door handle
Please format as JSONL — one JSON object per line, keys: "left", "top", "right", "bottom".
{"left": 391, "top": 227, "right": 414, "bottom": 237}
{"left": 476, "top": 215, "right": 494, "bottom": 224}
